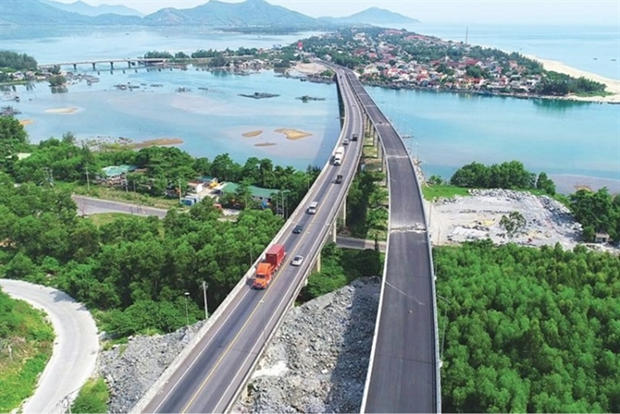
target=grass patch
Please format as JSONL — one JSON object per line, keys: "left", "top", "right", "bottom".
{"left": 422, "top": 184, "right": 471, "bottom": 201}
{"left": 86, "top": 212, "right": 130, "bottom": 227}
{"left": 70, "top": 377, "right": 109, "bottom": 414}
{"left": 0, "top": 293, "right": 54, "bottom": 413}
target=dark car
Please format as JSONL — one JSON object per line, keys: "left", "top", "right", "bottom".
{"left": 293, "top": 225, "right": 303, "bottom": 234}
{"left": 335, "top": 174, "right": 343, "bottom": 184}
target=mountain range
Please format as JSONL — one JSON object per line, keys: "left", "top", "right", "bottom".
{"left": 0, "top": 0, "right": 419, "bottom": 29}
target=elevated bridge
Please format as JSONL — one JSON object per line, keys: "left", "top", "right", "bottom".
{"left": 131, "top": 65, "right": 440, "bottom": 413}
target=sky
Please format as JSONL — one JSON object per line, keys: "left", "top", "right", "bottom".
{"left": 50, "top": 0, "right": 620, "bottom": 25}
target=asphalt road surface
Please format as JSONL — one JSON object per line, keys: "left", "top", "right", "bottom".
{"left": 72, "top": 195, "right": 168, "bottom": 218}
{"left": 345, "top": 71, "right": 439, "bottom": 413}
{"left": 0, "top": 279, "right": 99, "bottom": 414}
{"left": 141, "top": 69, "right": 365, "bottom": 413}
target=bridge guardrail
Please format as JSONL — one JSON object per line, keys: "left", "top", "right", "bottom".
{"left": 224, "top": 70, "right": 358, "bottom": 412}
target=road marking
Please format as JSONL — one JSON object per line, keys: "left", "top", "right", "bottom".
{"left": 179, "top": 163, "right": 342, "bottom": 413}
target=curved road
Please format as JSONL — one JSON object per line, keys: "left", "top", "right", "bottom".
{"left": 0, "top": 279, "right": 99, "bottom": 414}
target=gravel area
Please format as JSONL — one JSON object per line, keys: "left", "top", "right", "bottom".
{"left": 100, "top": 321, "right": 205, "bottom": 413}
{"left": 233, "top": 277, "right": 380, "bottom": 413}
{"left": 428, "top": 189, "right": 581, "bottom": 249}
{"left": 99, "top": 278, "right": 380, "bottom": 413}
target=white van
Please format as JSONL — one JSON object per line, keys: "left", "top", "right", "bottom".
{"left": 307, "top": 201, "right": 318, "bottom": 214}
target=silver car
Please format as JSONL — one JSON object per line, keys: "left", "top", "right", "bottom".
{"left": 291, "top": 255, "right": 304, "bottom": 266}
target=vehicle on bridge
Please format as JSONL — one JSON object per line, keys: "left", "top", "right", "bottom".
{"left": 335, "top": 174, "right": 343, "bottom": 184}
{"left": 352, "top": 133, "right": 359, "bottom": 141}
{"left": 252, "top": 244, "right": 286, "bottom": 289}
{"left": 307, "top": 201, "right": 318, "bottom": 214}
{"left": 333, "top": 145, "right": 345, "bottom": 166}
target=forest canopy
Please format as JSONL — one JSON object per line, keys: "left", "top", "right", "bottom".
{"left": 436, "top": 241, "right": 620, "bottom": 413}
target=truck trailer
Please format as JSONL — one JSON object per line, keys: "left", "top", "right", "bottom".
{"left": 253, "top": 244, "right": 286, "bottom": 289}
{"left": 333, "top": 145, "right": 345, "bottom": 166}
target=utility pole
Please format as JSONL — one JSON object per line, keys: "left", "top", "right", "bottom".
{"left": 184, "top": 292, "right": 190, "bottom": 327}
{"left": 85, "top": 167, "right": 90, "bottom": 192}
{"left": 178, "top": 178, "right": 182, "bottom": 203}
{"left": 202, "top": 282, "right": 208, "bottom": 320}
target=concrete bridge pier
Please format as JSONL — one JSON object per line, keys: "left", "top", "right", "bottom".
{"left": 110, "top": 62, "right": 114, "bottom": 70}
{"left": 338, "top": 197, "right": 347, "bottom": 224}
{"left": 127, "top": 61, "right": 132, "bottom": 68}
{"left": 73, "top": 64, "right": 77, "bottom": 71}
{"left": 312, "top": 252, "right": 321, "bottom": 273}
{"left": 92, "top": 63, "right": 96, "bottom": 70}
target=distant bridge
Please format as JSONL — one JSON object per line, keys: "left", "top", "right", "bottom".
{"left": 38, "top": 58, "right": 169, "bottom": 71}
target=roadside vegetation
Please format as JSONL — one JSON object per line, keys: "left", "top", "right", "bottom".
{"left": 436, "top": 240, "right": 620, "bottom": 413}
{"left": 0, "top": 117, "right": 323, "bottom": 338}
{"left": 70, "top": 377, "right": 109, "bottom": 413}
{"left": 0, "top": 289, "right": 54, "bottom": 412}
{"left": 298, "top": 242, "right": 383, "bottom": 302}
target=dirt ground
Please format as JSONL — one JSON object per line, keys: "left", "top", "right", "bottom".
{"left": 426, "top": 189, "right": 618, "bottom": 254}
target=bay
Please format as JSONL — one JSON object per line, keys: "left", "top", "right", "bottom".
{"left": 2, "top": 24, "right": 619, "bottom": 194}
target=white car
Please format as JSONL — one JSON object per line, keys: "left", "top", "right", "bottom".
{"left": 291, "top": 255, "right": 304, "bottom": 266}
{"left": 343, "top": 138, "right": 350, "bottom": 145}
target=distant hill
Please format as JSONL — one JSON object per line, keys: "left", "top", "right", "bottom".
{"left": 40, "top": 0, "right": 144, "bottom": 17}
{"left": 0, "top": 0, "right": 141, "bottom": 26}
{"left": 143, "top": 0, "right": 319, "bottom": 27}
{"left": 0, "top": 0, "right": 416, "bottom": 30}
{"left": 319, "top": 7, "right": 419, "bottom": 26}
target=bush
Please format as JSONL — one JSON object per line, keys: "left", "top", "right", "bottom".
{"left": 71, "top": 377, "right": 109, "bottom": 413}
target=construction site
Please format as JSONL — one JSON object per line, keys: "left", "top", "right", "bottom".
{"left": 427, "top": 189, "right": 618, "bottom": 254}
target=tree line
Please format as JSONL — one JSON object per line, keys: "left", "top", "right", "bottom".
{"left": 447, "top": 160, "right": 556, "bottom": 195}
{"left": 436, "top": 240, "right": 620, "bottom": 413}
{"left": 0, "top": 51, "right": 38, "bottom": 72}
{"left": 0, "top": 116, "right": 322, "bottom": 336}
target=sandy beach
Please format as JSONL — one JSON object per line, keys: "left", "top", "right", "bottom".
{"left": 19, "top": 119, "right": 34, "bottom": 126}
{"left": 525, "top": 54, "right": 620, "bottom": 103}
{"left": 289, "top": 62, "right": 329, "bottom": 75}
{"left": 274, "top": 128, "right": 312, "bottom": 140}
{"left": 45, "top": 107, "right": 80, "bottom": 114}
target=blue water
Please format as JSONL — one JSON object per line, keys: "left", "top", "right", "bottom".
{"left": 2, "top": 24, "right": 619, "bottom": 193}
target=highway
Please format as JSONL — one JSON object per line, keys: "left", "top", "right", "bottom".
{"left": 343, "top": 71, "right": 440, "bottom": 413}
{"left": 140, "top": 69, "right": 365, "bottom": 413}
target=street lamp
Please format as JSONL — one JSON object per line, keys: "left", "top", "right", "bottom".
{"left": 202, "top": 282, "right": 209, "bottom": 320}
{"left": 184, "top": 292, "right": 190, "bottom": 327}
{"left": 437, "top": 295, "right": 451, "bottom": 364}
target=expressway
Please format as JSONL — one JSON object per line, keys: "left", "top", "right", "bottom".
{"left": 343, "top": 71, "right": 440, "bottom": 413}
{"left": 140, "top": 69, "right": 364, "bottom": 413}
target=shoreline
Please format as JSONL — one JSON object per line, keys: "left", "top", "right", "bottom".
{"left": 523, "top": 54, "right": 620, "bottom": 103}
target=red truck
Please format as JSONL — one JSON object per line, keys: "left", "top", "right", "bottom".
{"left": 253, "top": 244, "right": 286, "bottom": 289}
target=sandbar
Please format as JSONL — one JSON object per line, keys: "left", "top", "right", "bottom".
{"left": 275, "top": 128, "right": 312, "bottom": 140}
{"left": 131, "top": 137, "right": 184, "bottom": 149}
{"left": 243, "top": 130, "right": 263, "bottom": 138}
{"left": 255, "top": 142, "right": 276, "bottom": 147}
{"left": 45, "top": 107, "right": 80, "bottom": 114}
{"left": 19, "top": 119, "right": 34, "bottom": 126}
{"left": 525, "top": 54, "right": 620, "bottom": 103}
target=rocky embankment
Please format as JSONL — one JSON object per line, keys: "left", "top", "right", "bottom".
{"left": 100, "top": 321, "right": 206, "bottom": 413}
{"left": 99, "top": 278, "right": 380, "bottom": 413}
